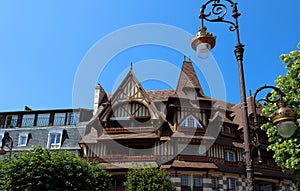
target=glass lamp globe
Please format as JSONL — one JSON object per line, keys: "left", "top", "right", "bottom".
{"left": 272, "top": 106, "right": 297, "bottom": 138}
{"left": 277, "top": 121, "right": 296, "bottom": 138}
{"left": 196, "top": 43, "right": 211, "bottom": 59}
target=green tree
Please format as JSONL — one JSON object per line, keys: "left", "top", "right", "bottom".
{"left": 0, "top": 146, "right": 111, "bottom": 191}
{"left": 126, "top": 166, "right": 175, "bottom": 191}
{"left": 261, "top": 43, "right": 300, "bottom": 190}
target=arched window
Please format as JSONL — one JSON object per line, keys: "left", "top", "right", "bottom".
{"left": 180, "top": 115, "right": 203, "bottom": 129}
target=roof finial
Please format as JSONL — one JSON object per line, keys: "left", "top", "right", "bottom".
{"left": 249, "top": 89, "right": 252, "bottom": 96}
{"left": 130, "top": 62, "right": 133, "bottom": 71}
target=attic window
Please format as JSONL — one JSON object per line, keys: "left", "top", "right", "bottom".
{"left": 18, "top": 132, "right": 29, "bottom": 146}
{"left": 47, "top": 129, "right": 63, "bottom": 149}
{"left": 221, "top": 126, "right": 232, "bottom": 134}
{"left": 180, "top": 115, "right": 203, "bottom": 129}
{"left": 0, "top": 132, "right": 4, "bottom": 146}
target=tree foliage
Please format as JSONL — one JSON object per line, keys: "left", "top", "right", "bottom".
{"left": 261, "top": 43, "right": 300, "bottom": 171}
{"left": 0, "top": 146, "right": 111, "bottom": 191}
{"left": 126, "top": 166, "right": 175, "bottom": 191}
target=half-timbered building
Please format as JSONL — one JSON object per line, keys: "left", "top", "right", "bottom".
{"left": 80, "top": 59, "right": 294, "bottom": 191}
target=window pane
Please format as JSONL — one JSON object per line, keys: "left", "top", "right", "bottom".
{"left": 67, "top": 112, "right": 79, "bottom": 125}
{"left": 55, "top": 134, "right": 61, "bottom": 144}
{"left": 181, "top": 175, "right": 189, "bottom": 186}
{"left": 37, "top": 114, "right": 50, "bottom": 127}
{"left": 0, "top": 134, "right": 3, "bottom": 145}
{"left": 187, "top": 117, "right": 194, "bottom": 127}
{"left": 5, "top": 115, "right": 18, "bottom": 128}
{"left": 49, "top": 132, "right": 62, "bottom": 149}
{"left": 212, "top": 177, "right": 218, "bottom": 189}
{"left": 181, "top": 116, "right": 203, "bottom": 128}
{"left": 227, "top": 178, "right": 235, "bottom": 190}
{"left": 53, "top": 113, "right": 66, "bottom": 126}
{"left": 20, "top": 136, "right": 27, "bottom": 145}
{"left": 22, "top": 114, "right": 35, "bottom": 127}
{"left": 50, "top": 134, "right": 56, "bottom": 144}
{"left": 193, "top": 176, "right": 202, "bottom": 187}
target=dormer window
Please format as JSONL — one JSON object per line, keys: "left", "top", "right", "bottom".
{"left": 47, "top": 129, "right": 63, "bottom": 149}
{"left": 180, "top": 115, "right": 203, "bottom": 129}
{"left": 18, "top": 132, "right": 29, "bottom": 146}
{"left": 0, "top": 131, "right": 4, "bottom": 145}
{"left": 221, "top": 125, "right": 232, "bottom": 134}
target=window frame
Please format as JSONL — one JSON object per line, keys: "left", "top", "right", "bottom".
{"left": 18, "top": 132, "right": 29, "bottom": 147}
{"left": 180, "top": 115, "right": 203, "bottom": 129}
{"left": 53, "top": 113, "right": 66, "bottom": 126}
{"left": 21, "top": 114, "right": 35, "bottom": 127}
{"left": 36, "top": 113, "right": 50, "bottom": 127}
{"left": 5, "top": 115, "right": 18, "bottom": 128}
{"left": 180, "top": 175, "right": 190, "bottom": 187}
{"left": 224, "top": 150, "right": 236, "bottom": 162}
{"left": 0, "top": 132, "right": 5, "bottom": 146}
{"left": 47, "top": 129, "right": 63, "bottom": 149}
{"left": 227, "top": 178, "right": 236, "bottom": 191}
{"left": 211, "top": 177, "right": 218, "bottom": 190}
{"left": 193, "top": 176, "right": 203, "bottom": 188}
{"left": 67, "top": 112, "right": 80, "bottom": 125}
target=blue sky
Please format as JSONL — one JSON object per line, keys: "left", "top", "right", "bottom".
{"left": 0, "top": 1, "right": 299, "bottom": 111}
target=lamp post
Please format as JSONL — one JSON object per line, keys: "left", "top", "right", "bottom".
{"left": 0, "top": 131, "right": 13, "bottom": 158}
{"left": 251, "top": 85, "right": 297, "bottom": 190}
{"left": 252, "top": 85, "right": 296, "bottom": 138}
{"left": 190, "top": 0, "right": 254, "bottom": 190}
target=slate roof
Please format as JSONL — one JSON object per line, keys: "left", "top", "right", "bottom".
{"left": 1, "top": 125, "right": 85, "bottom": 152}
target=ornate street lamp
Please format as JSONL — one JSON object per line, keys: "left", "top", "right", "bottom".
{"left": 252, "top": 85, "right": 297, "bottom": 138}
{"left": 0, "top": 131, "right": 13, "bottom": 158}
{"left": 190, "top": 0, "right": 253, "bottom": 190}
{"left": 251, "top": 85, "right": 298, "bottom": 190}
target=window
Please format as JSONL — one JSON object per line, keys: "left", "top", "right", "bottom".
{"left": 53, "top": 113, "right": 66, "bottom": 126}
{"left": 21, "top": 114, "right": 35, "bottom": 127}
{"left": 67, "top": 112, "right": 80, "bottom": 125}
{"left": 211, "top": 177, "right": 218, "bottom": 190}
{"left": 180, "top": 115, "right": 203, "bottom": 128}
{"left": 181, "top": 175, "right": 190, "bottom": 187}
{"left": 5, "top": 115, "right": 18, "bottom": 128}
{"left": 0, "top": 132, "right": 4, "bottom": 146}
{"left": 36, "top": 113, "right": 50, "bottom": 127}
{"left": 193, "top": 176, "right": 202, "bottom": 188}
{"left": 47, "top": 130, "right": 63, "bottom": 149}
{"left": 224, "top": 151, "right": 236, "bottom": 162}
{"left": 18, "top": 132, "right": 29, "bottom": 146}
{"left": 227, "top": 178, "right": 236, "bottom": 191}
{"left": 221, "top": 126, "right": 232, "bottom": 134}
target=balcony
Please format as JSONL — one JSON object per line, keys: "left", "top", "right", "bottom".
{"left": 101, "top": 154, "right": 156, "bottom": 162}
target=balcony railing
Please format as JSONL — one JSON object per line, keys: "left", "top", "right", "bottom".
{"left": 101, "top": 155, "right": 156, "bottom": 162}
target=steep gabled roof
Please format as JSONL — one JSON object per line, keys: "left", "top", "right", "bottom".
{"left": 176, "top": 60, "right": 205, "bottom": 97}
